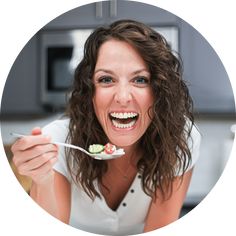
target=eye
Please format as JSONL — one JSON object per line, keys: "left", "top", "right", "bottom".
{"left": 97, "top": 76, "right": 114, "bottom": 84}
{"left": 133, "top": 76, "right": 150, "bottom": 86}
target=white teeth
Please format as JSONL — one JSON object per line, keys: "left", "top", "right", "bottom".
{"left": 109, "top": 112, "right": 138, "bottom": 129}
{"left": 112, "top": 119, "right": 136, "bottom": 129}
{"left": 110, "top": 112, "right": 138, "bottom": 119}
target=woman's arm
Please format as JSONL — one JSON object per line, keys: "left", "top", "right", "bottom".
{"left": 11, "top": 127, "right": 71, "bottom": 224}
{"left": 144, "top": 168, "right": 193, "bottom": 232}
{"left": 30, "top": 170, "right": 71, "bottom": 224}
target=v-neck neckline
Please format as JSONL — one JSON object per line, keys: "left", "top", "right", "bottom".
{"left": 94, "top": 173, "right": 140, "bottom": 216}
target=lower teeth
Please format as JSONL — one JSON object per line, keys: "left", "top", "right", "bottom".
{"left": 112, "top": 119, "right": 136, "bottom": 129}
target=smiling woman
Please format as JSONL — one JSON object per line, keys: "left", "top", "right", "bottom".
{"left": 11, "top": 19, "right": 201, "bottom": 235}
{"left": 92, "top": 39, "right": 154, "bottom": 147}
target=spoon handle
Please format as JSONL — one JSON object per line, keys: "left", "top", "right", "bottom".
{"left": 53, "top": 141, "right": 91, "bottom": 155}
{"left": 10, "top": 132, "right": 99, "bottom": 158}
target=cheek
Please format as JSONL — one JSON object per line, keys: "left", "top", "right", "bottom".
{"left": 136, "top": 89, "right": 154, "bottom": 113}
{"left": 139, "top": 92, "right": 154, "bottom": 126}
{"left": 93, "top": 89, "right": 113, "bottom": 118}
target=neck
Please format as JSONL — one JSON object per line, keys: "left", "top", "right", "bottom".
{"left": 108, "top": 143, "right": 140, "bottom": 170}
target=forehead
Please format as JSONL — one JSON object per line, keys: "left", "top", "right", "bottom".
{"left": 95, "top": 39, "right": 148, "bottom": 71}
{"left": 97, "top": 39, "right": 136, "bottom": 55}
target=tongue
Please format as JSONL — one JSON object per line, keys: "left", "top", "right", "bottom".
{"left": 114, "top": 118, "right": 134, "bottom": 124}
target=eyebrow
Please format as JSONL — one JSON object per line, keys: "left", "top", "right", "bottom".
{"left": 132, "top": 69, "right": 150, "bottom": 75}
{"left": 94, "top": 69, "right": 115, "bottom": 75}
{"left": 94, "top": 68, "right": 150, "bottom": 75}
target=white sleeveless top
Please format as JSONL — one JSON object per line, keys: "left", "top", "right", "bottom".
{"left": 42, "top": 119, "right": 201, "bottom": 235}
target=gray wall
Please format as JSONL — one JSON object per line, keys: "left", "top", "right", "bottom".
{"left": 1, "top": 0, "right": 234, "bottom": 116}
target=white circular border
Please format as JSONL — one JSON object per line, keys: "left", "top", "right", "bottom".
{"left": 0, "top": 1, "right": 235, "bottom": 235}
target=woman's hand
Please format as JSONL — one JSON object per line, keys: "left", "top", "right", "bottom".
{"left": 11, "top": 127, "right": 58, "bottom": 185}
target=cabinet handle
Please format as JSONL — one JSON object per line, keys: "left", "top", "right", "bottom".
{"left": 96, "top": 2, "right": 103, "bottom": 18}
{"left": 110, "top": 0, "right": 117, "bottom": 17}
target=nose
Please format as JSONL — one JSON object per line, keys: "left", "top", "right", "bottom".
{"left": 114, "top": 82, "right": 132, "bottom": 106}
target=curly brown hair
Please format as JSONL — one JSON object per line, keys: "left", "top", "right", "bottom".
{"left": 66, "top": 19, "right": 194, "bottom": 200}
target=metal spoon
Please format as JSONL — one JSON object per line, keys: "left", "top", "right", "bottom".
{"left": 10, "top": 132, "right": 125, "bottom": 160}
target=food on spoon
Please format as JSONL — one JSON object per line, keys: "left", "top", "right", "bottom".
{"left": 88, "top": 143, "right": 117, "bottom": 155}
{"left": 88, "top": 144, "right": 104, "bottom": 154}
{"left": 104, "top": 143, "right": 116, "bottom": 154}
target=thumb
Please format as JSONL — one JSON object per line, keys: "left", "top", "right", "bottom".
{"left": 31, "top": 127, "right": 42, "bottom": 136}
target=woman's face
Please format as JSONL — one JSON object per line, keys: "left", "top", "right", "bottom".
{"left": 92, "top": 39, "right": 154, "bottom": 148}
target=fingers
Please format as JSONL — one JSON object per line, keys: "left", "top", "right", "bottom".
{"left": 22, "top": 156, "right": 58, "bottom": 184}
{"left": 10, "top": 126, "right": 59, "bottom": 184}
{"left": 17, "top": 151, "right": 58, "bottom": 176}
{"left": 11, "top": 134, "right": 51, "bottom": 153}
{"left": 13, "top": 143, "right": 58, "bottom": 166}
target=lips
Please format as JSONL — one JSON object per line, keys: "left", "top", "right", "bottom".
{"left": 109, "top": 112, "right": 139, "bottom": 129}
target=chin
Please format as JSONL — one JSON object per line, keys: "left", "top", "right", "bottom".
{"left": 107, "top": 134, "right": 140, "bottom": 148}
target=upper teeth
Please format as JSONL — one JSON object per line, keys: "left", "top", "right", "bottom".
{"left": 110, "top": 112, "right": 138, "bottom": 119}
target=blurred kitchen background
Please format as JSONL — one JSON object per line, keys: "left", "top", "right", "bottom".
{"left": 1, "top": 0, "right": 235, "bottom": 216}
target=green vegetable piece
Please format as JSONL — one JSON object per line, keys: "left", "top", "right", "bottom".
{"left": 88, "top": 144, "right": 104, "bottom": 154}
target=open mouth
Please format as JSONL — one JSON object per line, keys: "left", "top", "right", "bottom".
{"left": 109, "top": 112, "right": 139, "bottom": 129}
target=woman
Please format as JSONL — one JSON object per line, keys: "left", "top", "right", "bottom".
{"left": 11, "top": 20, "right": 201, "bottom": 235}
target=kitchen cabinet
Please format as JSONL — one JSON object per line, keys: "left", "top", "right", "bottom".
{"left": 42, "top": 2, "right": 107, "bottom": 28}
{"left": 43, "top": 1, "right": 177, "bottom": 29}
{"left": 180, "top": 21, "right": 235, "bottom": 114}
{"left": 1, "top": 34, "right": 46, "bottom": 116}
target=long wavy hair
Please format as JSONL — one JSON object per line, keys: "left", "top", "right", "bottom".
{"left": 66, "top": 19, "right": 194, "bottom": 200}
